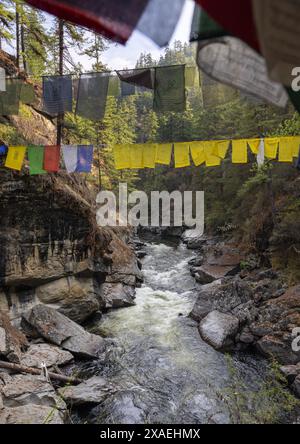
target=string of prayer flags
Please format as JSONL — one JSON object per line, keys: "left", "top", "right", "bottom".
{"left": 0, "top": 79, "right": 21, "bottom": 116}
{"left": 0, "top": 68, "right": 6, "bottom": 92}
{"left": 44, "top": 145, "right": 60, "bottom": 172}
{"left": 43, "top": 75, "right": 73, "bottom": 116}
{"left": 174, "top": 143, "right": 190, "bottom": 168}
{"left": 155, "top": 143, "right": 173, "bottom": 165}
{"left": 232, "top": 140, "right": 248, "bottom": 164}
{"left": 143, "top": 144, "right": 157, "bottom": 168}
{"left": 76, "top": 73, "right": 109, "bottom": 121}
{"left": 28, "top": 146, "right": 46, "bottom": 175}
{"left": 5, "top": 146, "right": 26, "bottom": 171}
{"left": 264, "top": 138, "right": 279, "bottom": 160}
{"left": 153, "top": 65, "right": 186, "bottom": 113}
{"left": 117, "top": 68, "right": 153, "bottom": 90}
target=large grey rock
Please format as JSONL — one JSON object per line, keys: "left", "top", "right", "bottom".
{"left": 36, "top": 277, "right": 100, "bottom": 324}
{"left": 256, "top": 335, "right": 300, "bottom": 365}
{"left": 58, "top": 376, "right": 117, "bottom": 406}
{"left": 199, "top": 310, "right": 239, "bottom": 350}
{"left": 1, "top": 374, "right": 66, "bottom": 411}
{"left": 20, "top": 343, "right": 74, "bottom": 369}
{"left": 292, "top": 375, "right": 300, "bottom": 398}
{"left": 195, "top": 265, "right": 239, "bottom": 284}
{"left": 22, "top": 305, "right": 105, "bottom": 359}
{"left": 280, "top": 364, "right": 300, "bottom": 384}
{"left": 0, "top": 404, "right": 65, "bottom": 424}
{"left": 99, "top": 283, "right": 136, "bottom": 309}
{"left": 190, "top": 280, "right": 222, "bottom": 322}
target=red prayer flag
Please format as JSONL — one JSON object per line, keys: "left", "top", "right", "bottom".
{"left": 24, "top": 0, "right": 149, "bottom": 44}
{"left": 44, "top": 145, "right": 60, "bottom": 172}
{"left": 195, "top": 0, "right": 260, "bottom": 53}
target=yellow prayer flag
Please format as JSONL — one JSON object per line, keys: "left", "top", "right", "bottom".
{"left": 190, "top": 142, "right": 205, "bottom": 166}
{"left": 279, "top": 136, "right": 300, "bottom": 158}
{"left": 291, "top": 136, "right": 300, "bottom": 157}
{"left": 216, "top": 140, "right": 230, "bottom": 159}
{"left": 155, "top": 143, "right": 173, "bottom": 165}
{"left": 143, "top": 144, "right": 157, "bottom": 168}
{"left": 174, "top": 143, "right": 190, "bottom": 168}
{"left": 5, "top": 146, "right": 26, "bottom": 171}
{"left": 205, "top": 154, "right": 221, "bottom": 167}
{"left": 278, "top": 138, "right": 293, "bottom": 162}
{"left": 232, "top": 140, "right": 248, "bottom": 164}
{"left": 264, "top": 138, "right": 279, "bottom": 159}
{"left": 247, "top": 139, "right": 261, "bottom": 155}
{"left": 113, "top": 144, "right": 131, "bottom": 170}
{"left": 130, "top": 144, "right": 144, "bottom": 169}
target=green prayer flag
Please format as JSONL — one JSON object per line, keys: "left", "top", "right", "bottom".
{"left": 20, "top": 82, "right": 36, "bottom": 105}
{"left": 28, "top": 146, "right": 46, "bottom": 175}
{"left": 185, "top": 66, "right": 197, "bottom": 88}
{"left": 153, "top": 65, "right": 186, "bottom": 113}
{"left": 190, "top": 4, "right": 227, "bottom": 42}
{"left": 108, "top": 76, "right": 120, "bottom": 97}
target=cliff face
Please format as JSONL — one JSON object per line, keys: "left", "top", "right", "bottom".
{"left": 0, "top": 169, "right": 142, "bottom": 324}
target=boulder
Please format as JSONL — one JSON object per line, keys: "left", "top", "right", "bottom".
{"left": 58, "top": 376, "right": 117, "bottom": 406}
{"left": 22, "top": 305, "right": 105, "bottom": 359}
{"left": 256, "top": 335, "right": 300, "bottom": 365}
{"left": 188, "top": 256, "right": 204, "bottom": 267}
{"left": 195, "top": 265, "right": 238, "bottom": 284}
{"left": 1, "top": 374, "right": 66, "bottom": 411}
{"left": 292, "top": 375, "right": 300, "bottom": 398}
{"left": 280, "top": 364, "right": 300, "bottom": 384}
{"left": 36, "top": 277, "right": 101, "bottom": 324}
{"left": 0, "top": 404, "right": 65, "bottom": 424}
{"left": 99, "top": 283, "right": 136, "bottom": 309}
{"left": 199, "top": 310, "right": 239, "bottom": 351}
{"left": 20, "top": 343, "right": 74, "bottom": 369}
{"left": 189, "top": 280, "right": 222, "bottom": 322}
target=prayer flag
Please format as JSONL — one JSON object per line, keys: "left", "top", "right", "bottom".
{"left": 44, "top": 145, "right": 60, "bottom": 172}
{"left": 205, "top": 153, "right": 221, "bottom": 167}
{"left": 143, "top": 144, "right": 157, "bottom": 168}
{"left": 264, "top": 138, "right": 279, "bottom": 160}
{"left": 257, "top": 140, "right": 265, "bottom": 167}
{"left": 62, "top": 145, "right": 78, "bottom": 173}
{"left": 174, "top": 143, "right": 190, "bottom": 168}
{"left": 76, "top": 72, "right": 109, "bottom": 121}
{"left": 28, "top": 146, "right": 46, "bottom": 175}
{"left": 130, "top": 144, "right": 144, "bottom": 169}
{"left": 278, "top": 138, "right": 293, "bottom": 163}
{"left": 232, "top": 140, "right": 248, "bottom": 164}
{"left": 155, "top": 143, "right": 173, "bottom": 165}
{"left": 153, "top": 65, "right": 186, "bottom": 113}
{"left": 113, "top": 145, "right": 131, "bottom": 170}
{"left": 5, "top": 146, "right": 26, "bottom": 171}
{"left": 117, "top": 68, "right": 153, "bottom": 90}
{"left": 0, "top": 79, "right": 21, "bottom": 116}
{"left": 76, "top": 145, "right": 94, "bottom": 172}
{"left": 43, "top": 75, "right": 72, "bottom": 116}
{"left": 216, "top": 140, "right": 230, "bottom": 159}
{"left": 190, "top": 142, "right": 206, "bottom": 166}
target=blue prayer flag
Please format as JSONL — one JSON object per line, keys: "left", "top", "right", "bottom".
{"left": 76, "top": 145, "right": 94, "bottom": 173}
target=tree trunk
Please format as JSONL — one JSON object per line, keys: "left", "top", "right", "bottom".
{"left": 16, "top": 9, "right": 20, "bottom": 69}
{"left": 56, "top": 19, "right": 64, "bottom": 145}
{"left": 21, "top": 21, "right": 27, "bottom": 73}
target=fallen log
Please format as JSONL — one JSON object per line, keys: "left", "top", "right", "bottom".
{"left": 0, "top": 360, "right": 83, "bottom": 385}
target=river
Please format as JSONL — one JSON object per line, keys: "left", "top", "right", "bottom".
{"left": 75, "top": 239, "right": 269, "bottom": 424}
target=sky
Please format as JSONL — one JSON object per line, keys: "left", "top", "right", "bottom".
{"left": 4, "top": 0, "right": 195, "bottom": 72}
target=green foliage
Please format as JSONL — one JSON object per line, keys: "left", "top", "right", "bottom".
{"left": 223, "top": 355, "right": 299, "bottom": 424}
